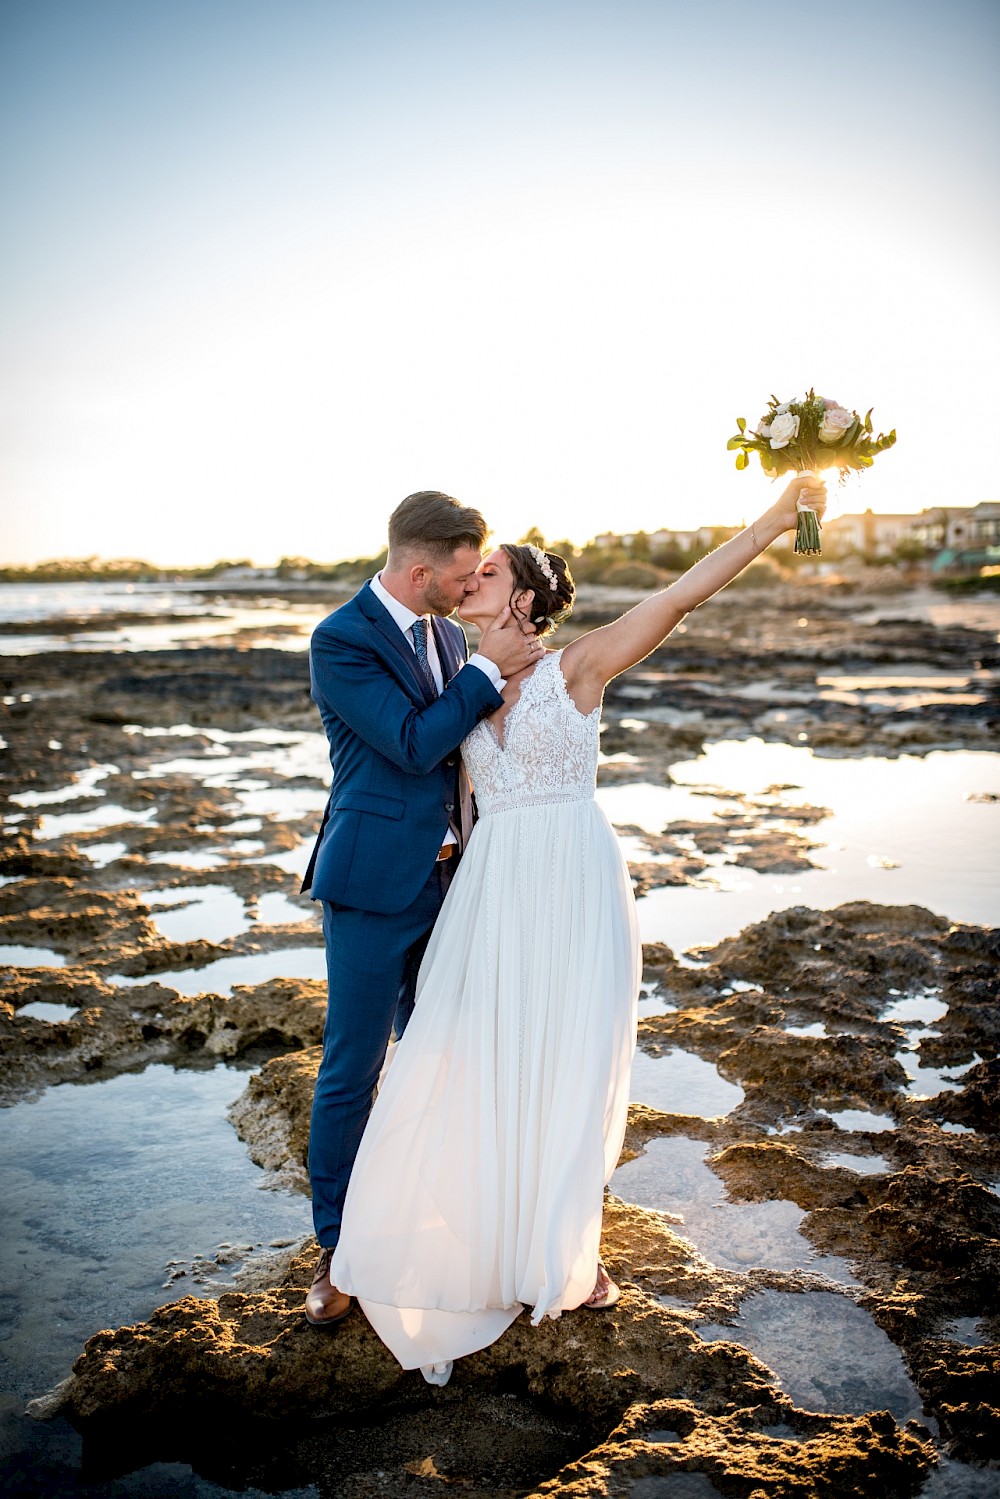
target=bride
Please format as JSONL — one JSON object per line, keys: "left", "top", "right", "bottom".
{"left": 328, "top": 474, "right": 827, "bottom": 1383}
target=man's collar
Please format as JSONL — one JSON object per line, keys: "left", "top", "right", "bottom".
{"left": 370, "top": 571, "right": 424, "bottom": 635}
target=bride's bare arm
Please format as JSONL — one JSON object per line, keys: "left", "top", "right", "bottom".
{"left": 562, "top": 473, "right": 827, "bottom": 704}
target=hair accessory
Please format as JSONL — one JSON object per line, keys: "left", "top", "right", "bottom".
{"left": 525, "top": 543, "right": 559, "bottom": 591}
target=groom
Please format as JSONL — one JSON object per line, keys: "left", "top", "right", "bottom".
{"left": 300, "top": 491, "right": 542, "bottom": 1327}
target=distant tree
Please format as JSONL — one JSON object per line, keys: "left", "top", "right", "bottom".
{"left": 518, "top": 526, "right": 547, "bottom": 550}
{"left": 894, "top": 538, "right": 927, "bottom": 563}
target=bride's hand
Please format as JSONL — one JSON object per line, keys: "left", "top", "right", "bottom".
{"left": 769, "top": 472, "right": 828, "bottom": 535}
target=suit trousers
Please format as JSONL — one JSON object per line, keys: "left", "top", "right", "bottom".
{"left": 309, "top": 858, "right": 454, "bottom": 1247}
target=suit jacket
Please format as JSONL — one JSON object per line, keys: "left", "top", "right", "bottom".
{"left": 301, "top": 580, "right": 503, "bottom": 914}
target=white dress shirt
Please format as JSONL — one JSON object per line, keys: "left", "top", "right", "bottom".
{"left": 369, "top": 572, "right": 503, "bottom": 850}
{"left": 369, "top": 573, "right": 503, "bottom": 694}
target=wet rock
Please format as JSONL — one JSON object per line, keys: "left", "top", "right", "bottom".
{"left": 719, "top": 1028, "right": 908, "bottom": 1114}
{"left": 2, "top": 594, "right": 998, "bottom": 1491}
{"left": 697, "top": 902, "right": 947, "bottom": 1000}
{"left": 933, "top": 1059, "right": 1000, "bottom": 1136}
{"left": 228, "top": 1047, "right": 319, "bottom": 1190}
{"left": 58, "top": 1227, "right": 935, "bottom": 1497}
{"left": 0, "top": 975, "right": 326, "bottom": 1102}
{"left": 545, "top": 1400, "right": 933, "bottom": 1499}
{"left": 913, "top": 1341, "right": 1000, "bottom": 1463}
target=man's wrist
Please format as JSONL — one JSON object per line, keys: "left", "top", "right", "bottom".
{"left": 467, "top": 653, "right": 506, "bottom": 692}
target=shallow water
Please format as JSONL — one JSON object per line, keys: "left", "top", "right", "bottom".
{"left": 630, "top": 1477, "right": 724, "bottom": 1498}
{"left": 0, "top": 943, "right": 66, "bottom": 967}
{"left": 630, "top": 1048, "right": 744, "bottom": 1118}
{"left": 256, "top": 891, "right": 315, "bottom": 926}
{"left": 698, "top": 1289, "right": 923, "bottom": 1423}
{"left": 9, "top": 762, "right": 118, "bottom": 807}
{"left": 4, "top": 595, "right": 998, "bottom": 1493}
{"left": 884, "top": 993, "right": 949, "bottom": 1026}
{"left": 16, "top": 1000, "right": 79, "bottom": 1022}
{"left": 597, "top": 741, "right": 1000, "bottom": 949}
{"left": 894, "top": 1045, "right": 968, "bottom": 1100}
{"left": 820, "top": 1150, "right": 890, "bottom": 1176}
{"left": 38, "top": 802, "right": 158, "bottom": 839}
{"left": 0, "top": 581, "right": 322, "bottom": 654}
{"left": 0, "top": 1061, "right": 310, "bottom": 1494}
{"left": 113, "top": 945, "right": 327, "bottom": 997}
{"left": 823, "top": 1108, "right": 896, "bottom": 1134}
{"left": 145, "top": 885, "right": 251, "bottom": 944}
{"left": 610, "top": 1136, "right": 857, "bottom": 1283}
{"left": 917, "top": 1458, "right": 1000, "bottom": 1498}
{"left": 83, "top": 839, "right": 129, "bottom": 866}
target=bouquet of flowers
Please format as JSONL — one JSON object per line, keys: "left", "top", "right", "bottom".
{"left": 727, "top": 390, "right": 896, "bottom": 555}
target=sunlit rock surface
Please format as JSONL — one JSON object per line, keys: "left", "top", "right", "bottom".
{"left": 2, "top": 582, "right": 998, "bottom": 1493}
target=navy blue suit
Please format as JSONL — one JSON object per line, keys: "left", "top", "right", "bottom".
{"left": 302, "top": 581, "right": 503, "bottom": 1246}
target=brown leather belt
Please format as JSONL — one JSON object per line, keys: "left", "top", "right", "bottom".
{"left": 436, "top": 844, "right": 456, "bottom": 862}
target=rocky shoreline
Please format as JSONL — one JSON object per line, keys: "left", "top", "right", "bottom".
{"left": 1, "top": 579, "right": 998, "bottom": 1495}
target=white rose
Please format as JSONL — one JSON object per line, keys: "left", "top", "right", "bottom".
{"left": 756, "top": 418, "right": 772, "bottom": 437}
{"left": 818, "top": 405, "right": 854, "bottom": 445}
{"left": 768, "top": 412, "right": 800, "bottom": 449}
{"left": 775, "top": 402, "right": 791, "bottom": 415}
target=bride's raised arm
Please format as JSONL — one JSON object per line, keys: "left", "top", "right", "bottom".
{"left": 562, "top": 473, "right": 827, "bottom": 704}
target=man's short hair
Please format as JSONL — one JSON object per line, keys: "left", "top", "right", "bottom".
{"left": 387, "top": 491, "right": 488, "bottom": 564}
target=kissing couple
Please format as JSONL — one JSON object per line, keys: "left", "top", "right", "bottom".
{"left": 300, "top": 480, "right": 826, "bottom": 1385}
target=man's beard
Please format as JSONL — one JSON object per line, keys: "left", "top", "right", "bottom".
{"left": 423, "top": 578, "right": 460, "bottom": 616}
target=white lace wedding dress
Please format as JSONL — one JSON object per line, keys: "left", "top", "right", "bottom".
{"left": 328, "top": 649, "right": 640, "bottom": 1372}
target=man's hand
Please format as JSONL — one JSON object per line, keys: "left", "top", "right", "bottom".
{"left": 477, "top": 607, "right": 545, "bottom": 676}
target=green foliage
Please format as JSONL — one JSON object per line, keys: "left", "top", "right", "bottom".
{"left": 518, "top": 526, "right": 547, "bottom": 549}
{"left": 894, "top": 538, "right": 927, "bottom": 563}
{"left": 598, "top": 560, "right": 670, "bottom": 589}
{"left": 727, "top": 388, "right": 897, "bottom": 483}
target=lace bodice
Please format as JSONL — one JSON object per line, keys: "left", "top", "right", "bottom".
{"left": 462, "top": 649, "right": 600, "bottom": 815}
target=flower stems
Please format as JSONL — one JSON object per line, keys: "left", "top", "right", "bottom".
{"left": 794, "top": 506, "right": 822, "bottom": 556}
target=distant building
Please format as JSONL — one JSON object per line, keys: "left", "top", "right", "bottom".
{"left": 824, "top": 510, "right": 922, "bottom": 557}
{"left": 213, "top": 565, "right": 278, "bottom": 580}
{"left": 591, "top": 502, "right": 999, "bottom": 565}
{"left": 909, "top": 507, "right": 967, "bottom": 550}
{"left": 947, "top": 501, "right": 1000, "bottom": 549}
{"left": 591, "top": 526, "right": 717, "bottom": 552}
{"left": 649, "top": 526, "right": 717, "bottom": 552}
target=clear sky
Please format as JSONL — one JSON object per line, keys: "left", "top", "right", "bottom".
{"left": 1, "top": 0, "right": 997, "bottom": 566}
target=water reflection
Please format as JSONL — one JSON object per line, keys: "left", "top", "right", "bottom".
{"left": 0, "top": 944, "right": 66, "bottom": 967}
{"left": 630, "top": 1049, "right": 744, "bottom": 1117}
{"left": 114, "top": 946, "right": 327, "bottom": 997}
{"left": 597, "top": 741, "right": 1000, "bottom": 949}
{"left": 0, "top": 1061, "right": 309, "bottom": 1490}
{"left": 611, "top": 1136, "right": 857, "bottom": 1282}
{"left": 698, "top": 1289, "right": 923, "bottom": 1423}
{"left": 17, "top": 1000, "right": 79, "bottom": 1022}
{"left": 145, "top": 886, "right": 251, "bottom": 945}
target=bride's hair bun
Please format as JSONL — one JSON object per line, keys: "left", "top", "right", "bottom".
{"left": 501, "top": 544, "right": 575, "bottom": 637}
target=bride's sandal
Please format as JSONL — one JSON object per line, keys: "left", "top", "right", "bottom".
{"left": 582, "top": 1260, "right": 620, "bottom": 1310}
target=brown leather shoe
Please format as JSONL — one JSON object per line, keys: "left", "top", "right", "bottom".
{"left": 304, "top": 1246, "right": 352, "bottom": 1329}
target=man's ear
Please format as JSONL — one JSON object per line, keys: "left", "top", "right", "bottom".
{"left": 410, "top": 563, "right": 430, "bottom": 589}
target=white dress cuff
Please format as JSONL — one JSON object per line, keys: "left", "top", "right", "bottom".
{"left": 467, "top": 653, "right": 505, "bottom": 692}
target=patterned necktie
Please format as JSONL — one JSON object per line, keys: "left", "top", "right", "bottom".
{"left": 410, "top": 617, "right": 438, "bottom": 699}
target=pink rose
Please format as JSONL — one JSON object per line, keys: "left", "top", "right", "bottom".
{"left": 818, "top": 406, "right": 854, "bottom": 445}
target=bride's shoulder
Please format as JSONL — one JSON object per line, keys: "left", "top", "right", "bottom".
{"left": 546, "top": 639, "right": 603, "bottom": 716}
